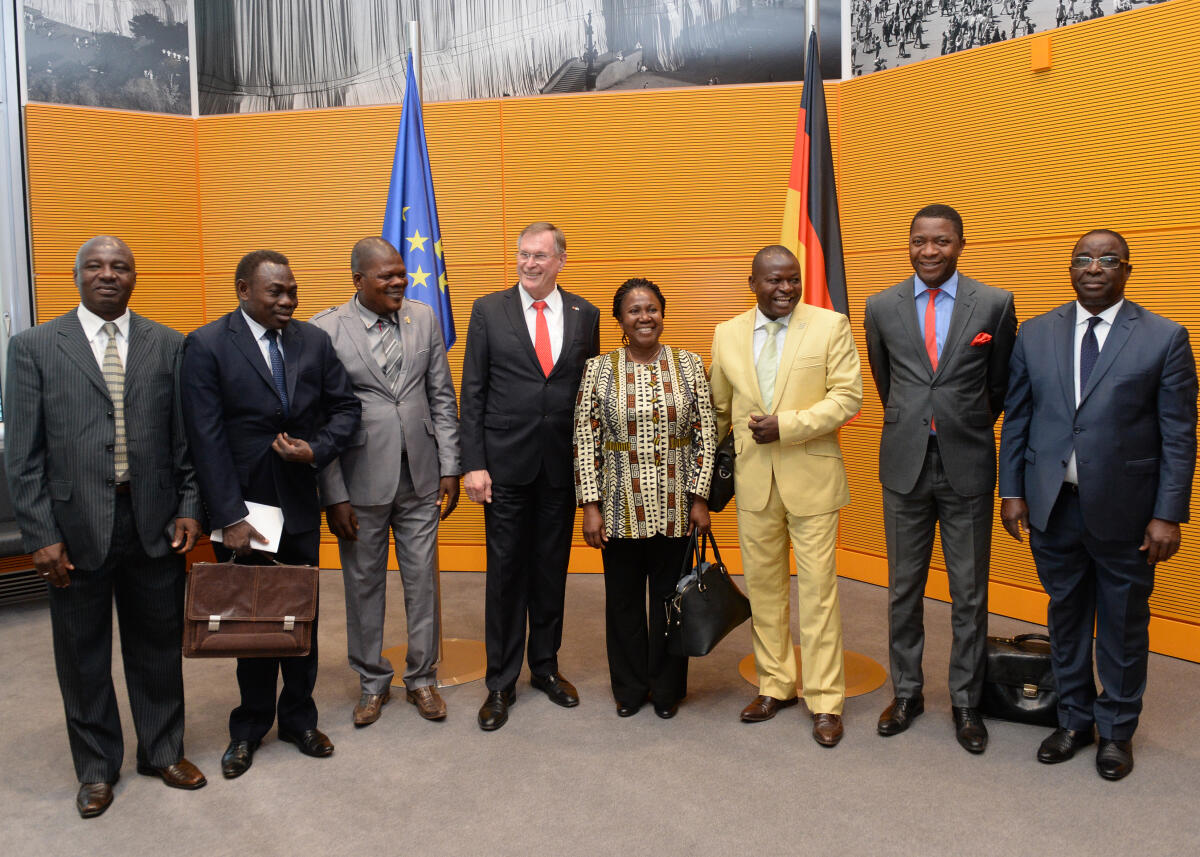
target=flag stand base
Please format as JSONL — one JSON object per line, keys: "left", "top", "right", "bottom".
{"left": 384, "top": 638, "right": 487, "bottom": 688}
{"left": 737, "top": 648, "right": 886, "bottom": 698}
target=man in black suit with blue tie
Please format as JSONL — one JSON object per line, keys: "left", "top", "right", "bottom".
{"left": 5, "top": 236, "right": 206, "bottom": 818}
{"left": 1000, "top": 229, "right": 1197, "bottom": 780}
{"left": 182, "top": 250, "right": 360, "bottom": 778}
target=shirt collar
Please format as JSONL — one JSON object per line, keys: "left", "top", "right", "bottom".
{"left": 914, "top": 271, "right": 959, "bottom": 299}
{"left": 355, "top": 295, "right": 397, "bottom": 329}
{"left": 240, "top": 308, "right": 276, "bottom": 342}
{"left": 1075, "top": 299, "right": 1124, "bottom": 327}
{"left": 519, "top": 285, "right": 562, "bottom": 313}
{"left": 754, "top": 307, "right": 792, "bottom": 331}
{"left": 77, "top": 304, "right": 130, "bottom": 341}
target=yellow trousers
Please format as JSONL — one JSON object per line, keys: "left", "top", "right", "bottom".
{"left": 736, "top": 477, "right": 845, "bottom": 714}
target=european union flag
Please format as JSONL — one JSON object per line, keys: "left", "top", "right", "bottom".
{"left": 382, "top": 53, "right": 454, "bottom": 348}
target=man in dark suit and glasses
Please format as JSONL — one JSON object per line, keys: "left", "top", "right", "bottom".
{"left": 864, "top": 205, "right": 1017, "bottom": 753}
{"left": 5, "top": 236, "right": 206, "bottom": 818}
{"left": 182, "top": 250, "right": 360, "bottom": 778}
{"left": 1000, "top": 230, "right": 1196, "bottom": 780}
{"left": 460, "top": 222, "right": 601, "bottom": 730}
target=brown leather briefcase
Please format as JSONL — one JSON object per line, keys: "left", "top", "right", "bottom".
{"left": 183, "top": 560, "right": 318, "bottom": 658}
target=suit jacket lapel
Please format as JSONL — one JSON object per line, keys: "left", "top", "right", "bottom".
{"left": 227, "top": 310, "right": 278, "bottom": 398}
{"left": 553, "top": 288, "right": 580, "bottom": 378}
{"left": 1053, "top": 305, "right": 1076, "bottom": 413}
{"left": 770, "top": 307, "right": 811, "bottom": 414}
{"left": 282, "top": 321, "right": 305, "bottom": 406}
{"left": 895, "top": 278, "right": 932, "bottom": 376}
{"left": 55, "top": 313, "right": 109, "bottom": 398}
{"left": 935, "top": 279, "right": 978, "bottom": 380}
{"left": 733, "top": 309, "right": 768, "bottom": 412}
{"left": 124, "top": 313, "right": 154, "bottom": 392}
{"left": 1079, "top": 301, "right": 1138, "bottom": 407}
{"left": 502, "top": 285, "right": 543, "bottom": 376}
{"left": 340, "top": 300, "right": 390, "bottom": 391}
{"left": 395, "top": 301, "right": 419, "bottom": 389}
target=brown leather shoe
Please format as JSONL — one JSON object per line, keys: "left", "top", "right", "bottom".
{"left": 136, "top": 757, "right": 207, "bottom": 789}
{"left": 406, "top": 685, "right": 447, "bottom": 721}
{"left": 353, "top": 689, "right": 391, "bottom": 727}
{"left": 76, "top": 782, "right": 114, "bottom": 818}
{"left": 739, "top": 694, "right": 799, "bottom": 723}
{"left": 812, "top": 713, "right": 844, "bottom": 747}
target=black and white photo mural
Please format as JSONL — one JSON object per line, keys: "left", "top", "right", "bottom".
{"left": 849, "top": 0, "right": 1158, "bottom": 76}
{"left": 24, "top": 1, "right": 190, "bottom": 114}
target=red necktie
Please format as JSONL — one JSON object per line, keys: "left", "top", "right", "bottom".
{"left": 532, "top": 300, "right": 553, "bottom": 377}
{"left": 924, "top": 287, "right": 941, "bottom": 370}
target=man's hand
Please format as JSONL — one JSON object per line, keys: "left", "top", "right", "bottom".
{"left": 748, "top": 414, "right": 780, "bottom": 444}
{"left": 171, "top": 517, "right": 202, "bottom": 554}
{"left": 687, "top": 496, "right": 711, "bottom": 537}
{"left": 1000, "top": 498, "right": 1030, "bottom": 542}
{"left": 33, "top": 542, "right": 74, "bottom": 589}
{"left": 1140, "top": 518, "right": 1181, "bottom": 565}
{"left": 581, "top": 502, "right": 607, "bottom": 549}
{"left": 464, "top": 469, "right": 493, "bottom": 504}
{"left": 437, "top": 476, "right": 460, "bottom": 521}
{"left": 326, "top": 502, "right": 359, "bottom": 541}
{"left": 272, "top": 432, "right": 314, "bottom": 463}
{"left": 223, "top": 520, "right": 269, "bottom": 556}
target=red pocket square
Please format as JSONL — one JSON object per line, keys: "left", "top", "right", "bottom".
{"left": 970, "top": 332, "right": 993, "bottom": 346}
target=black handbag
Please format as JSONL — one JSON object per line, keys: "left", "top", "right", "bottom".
{"left": 979, "top": 633, "right": 1059, "bottom": 727}
{"left": 665, "top": 531, "right": 752, "bottom": 657}
{"left": 706, "top": 431, "right": 736, "bottom": 513}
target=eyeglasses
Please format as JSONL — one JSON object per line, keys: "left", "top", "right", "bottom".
{"left": 1069, "top": 255, "right": 1128, "bottom": 270}
{"left": 516, "top": 252, "right": 557, "bottom": 263}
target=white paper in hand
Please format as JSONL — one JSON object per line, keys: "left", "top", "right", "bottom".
{"left": 210, "top": 502, "right": 285, "bottom": 554}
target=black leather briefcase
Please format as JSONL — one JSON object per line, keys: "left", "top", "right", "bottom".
{"left": 979, "top": 633, "right": 1059, "bottom": 727}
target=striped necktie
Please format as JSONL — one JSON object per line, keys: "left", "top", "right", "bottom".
{"left": 375, "top": 317, "right": 402, "bottom": 397}
{"left": 101, "top": 322, "right": 128, "bottom": 481}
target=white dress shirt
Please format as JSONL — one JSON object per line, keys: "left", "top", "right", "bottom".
{"left": 241, "top": 309, "right": 284, "bottom": 368}
{"left": 752, "top": 307, "right": 791, "bottom": 364}
{"left": 1065, "top": 299, "right": 1123, "bottom": 484}
{"left": 519, "top": 284, "right": 564, "bottom": 363}
{"left": 77, "top": 304, "right": 130, "bottom": 368}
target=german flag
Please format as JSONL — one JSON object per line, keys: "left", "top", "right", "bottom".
{"left": 780, "top": 30, "right": 849, "bottom": 317}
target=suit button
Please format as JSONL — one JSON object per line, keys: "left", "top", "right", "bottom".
{"left": 922, "top": 418, "right": 929, "bottom": 425}
{"left": 106, "top": 411, "right": 114, "bottom": 418}
{"left": 106, "top": 477, "right": 114, "bottom": 486}
{"left": 930, "top": 385, "right": 937, "bottom": 390}
{"left": 105, "top": 443, "right": 114, "bottom": 451}
{"left": 1073, "top": 427, "right": 1081, "bottom": 434}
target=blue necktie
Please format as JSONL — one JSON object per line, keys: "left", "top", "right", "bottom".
{"left": 266, "top": 331, "right": 289, "bottom": 418}
{"left": 1079, "top": 316, "right": 1101, "bottom": 395}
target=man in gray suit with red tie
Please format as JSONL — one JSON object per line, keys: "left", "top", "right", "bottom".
{"left": 864, "top": 205, "right": 1017, "bottom": 754}
{"left": 5, "top": 236, "right": 206, "bottom": 818}
{"left": 312, "top": 237, "right": 461, "bottom": 727}
{"left": 1000, "top": 229, "right": 1196, "bottom": 780}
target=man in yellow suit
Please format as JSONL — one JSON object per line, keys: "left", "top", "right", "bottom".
{"left": 710, "top": 245, "right": 862, "bottom": 746}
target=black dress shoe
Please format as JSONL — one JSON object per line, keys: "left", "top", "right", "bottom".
{"left": 653, "top": 702, "right": 679, "bottom": 719}
{"left": 616, "top": 702, "right": 642, "bottom": 717}
{"left": 1096, "top": 739, "right": 1134, "bottom": 780}
{"left": 953, "top": 707, "right": 988, "bottom": 754}
{"left": 877, "top": 696, "right": 924, "bottom": 736}
{"left": 76, "top": 782, "right": 115, "bottom": 818}
{"left": 278, "top": 728, "right": 334, "bottom": 758}
{"left": 1037, "top": 727, "right": 1095, "bottom": 764}
{"left": 530, "top": 672, "right": 580, "bottom": 708}
{"left": 478, "top": 689, "right": 515, "bottom": 731}
{"left": 221, "top": 739, "right": 260, "bottom": 779}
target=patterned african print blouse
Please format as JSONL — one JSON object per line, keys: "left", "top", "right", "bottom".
{"left": 573, "top": 345, "right": 717, "bottom": 539}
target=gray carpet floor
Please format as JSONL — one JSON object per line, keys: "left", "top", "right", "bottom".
{"left": 2, "top": 571, "right": 1198, "bottom": 857}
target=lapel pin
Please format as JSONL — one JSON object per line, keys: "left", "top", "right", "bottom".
{"left": 404, "top": 316, "right": 411, "bottom": 324}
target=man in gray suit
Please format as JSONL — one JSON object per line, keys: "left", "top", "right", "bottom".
{"left": 312, "top": 237, "right": 461, "bottom": 726}
{"left": 864, "top": 205, "right": 1017, "bottom": 753}
{"left": 1000, "top": 229, "right": 1196, "bottom": 780}
{"left": 4, "top": 236, "right": 206, "bottom": 818}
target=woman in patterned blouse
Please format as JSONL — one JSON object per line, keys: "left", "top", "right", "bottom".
{"left": 573, "top": 278, "right": 718, "bottom": 718}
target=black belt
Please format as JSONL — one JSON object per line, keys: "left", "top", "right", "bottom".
{"left": 1060, "top": 482, "right": 1079, "bottom": 495}
{"left": 114, "top": 481, "right": 131, "bottom": 495}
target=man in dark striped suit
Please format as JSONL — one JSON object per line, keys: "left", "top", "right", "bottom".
{"left": 4, "top": 236, "right": 207, "bottom": 818}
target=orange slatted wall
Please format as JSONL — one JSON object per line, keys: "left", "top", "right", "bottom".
{"left": 21, "top": 0, "right": 1200, "bottom": 659}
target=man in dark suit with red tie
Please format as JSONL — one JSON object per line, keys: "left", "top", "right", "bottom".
{"left": 1000, "top": 229, "right": 1197, "bottom": 780}
{"left": 181, "top": 250, "right": 360, "bottom": 778}
{"left": 460, "top": 222, "right": 601, "bottom": 731}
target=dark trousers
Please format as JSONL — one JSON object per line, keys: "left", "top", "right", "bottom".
{"left": 216, "top": 530, "right": 321, "bottom": 741}
{"left": 1030, "top": 486, "right": 1154, "bottom": 741}
{"left": 483, "top": 467, "right": 575, "bottom": 692}
{"left": 601, "top": 536, "right": 690, "bottom": 708}
{"left": 48, "top": 492, "right": 186, "bottom": 783}
{"left": 883, "top": 437, "right": 992, "bottom": 706}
